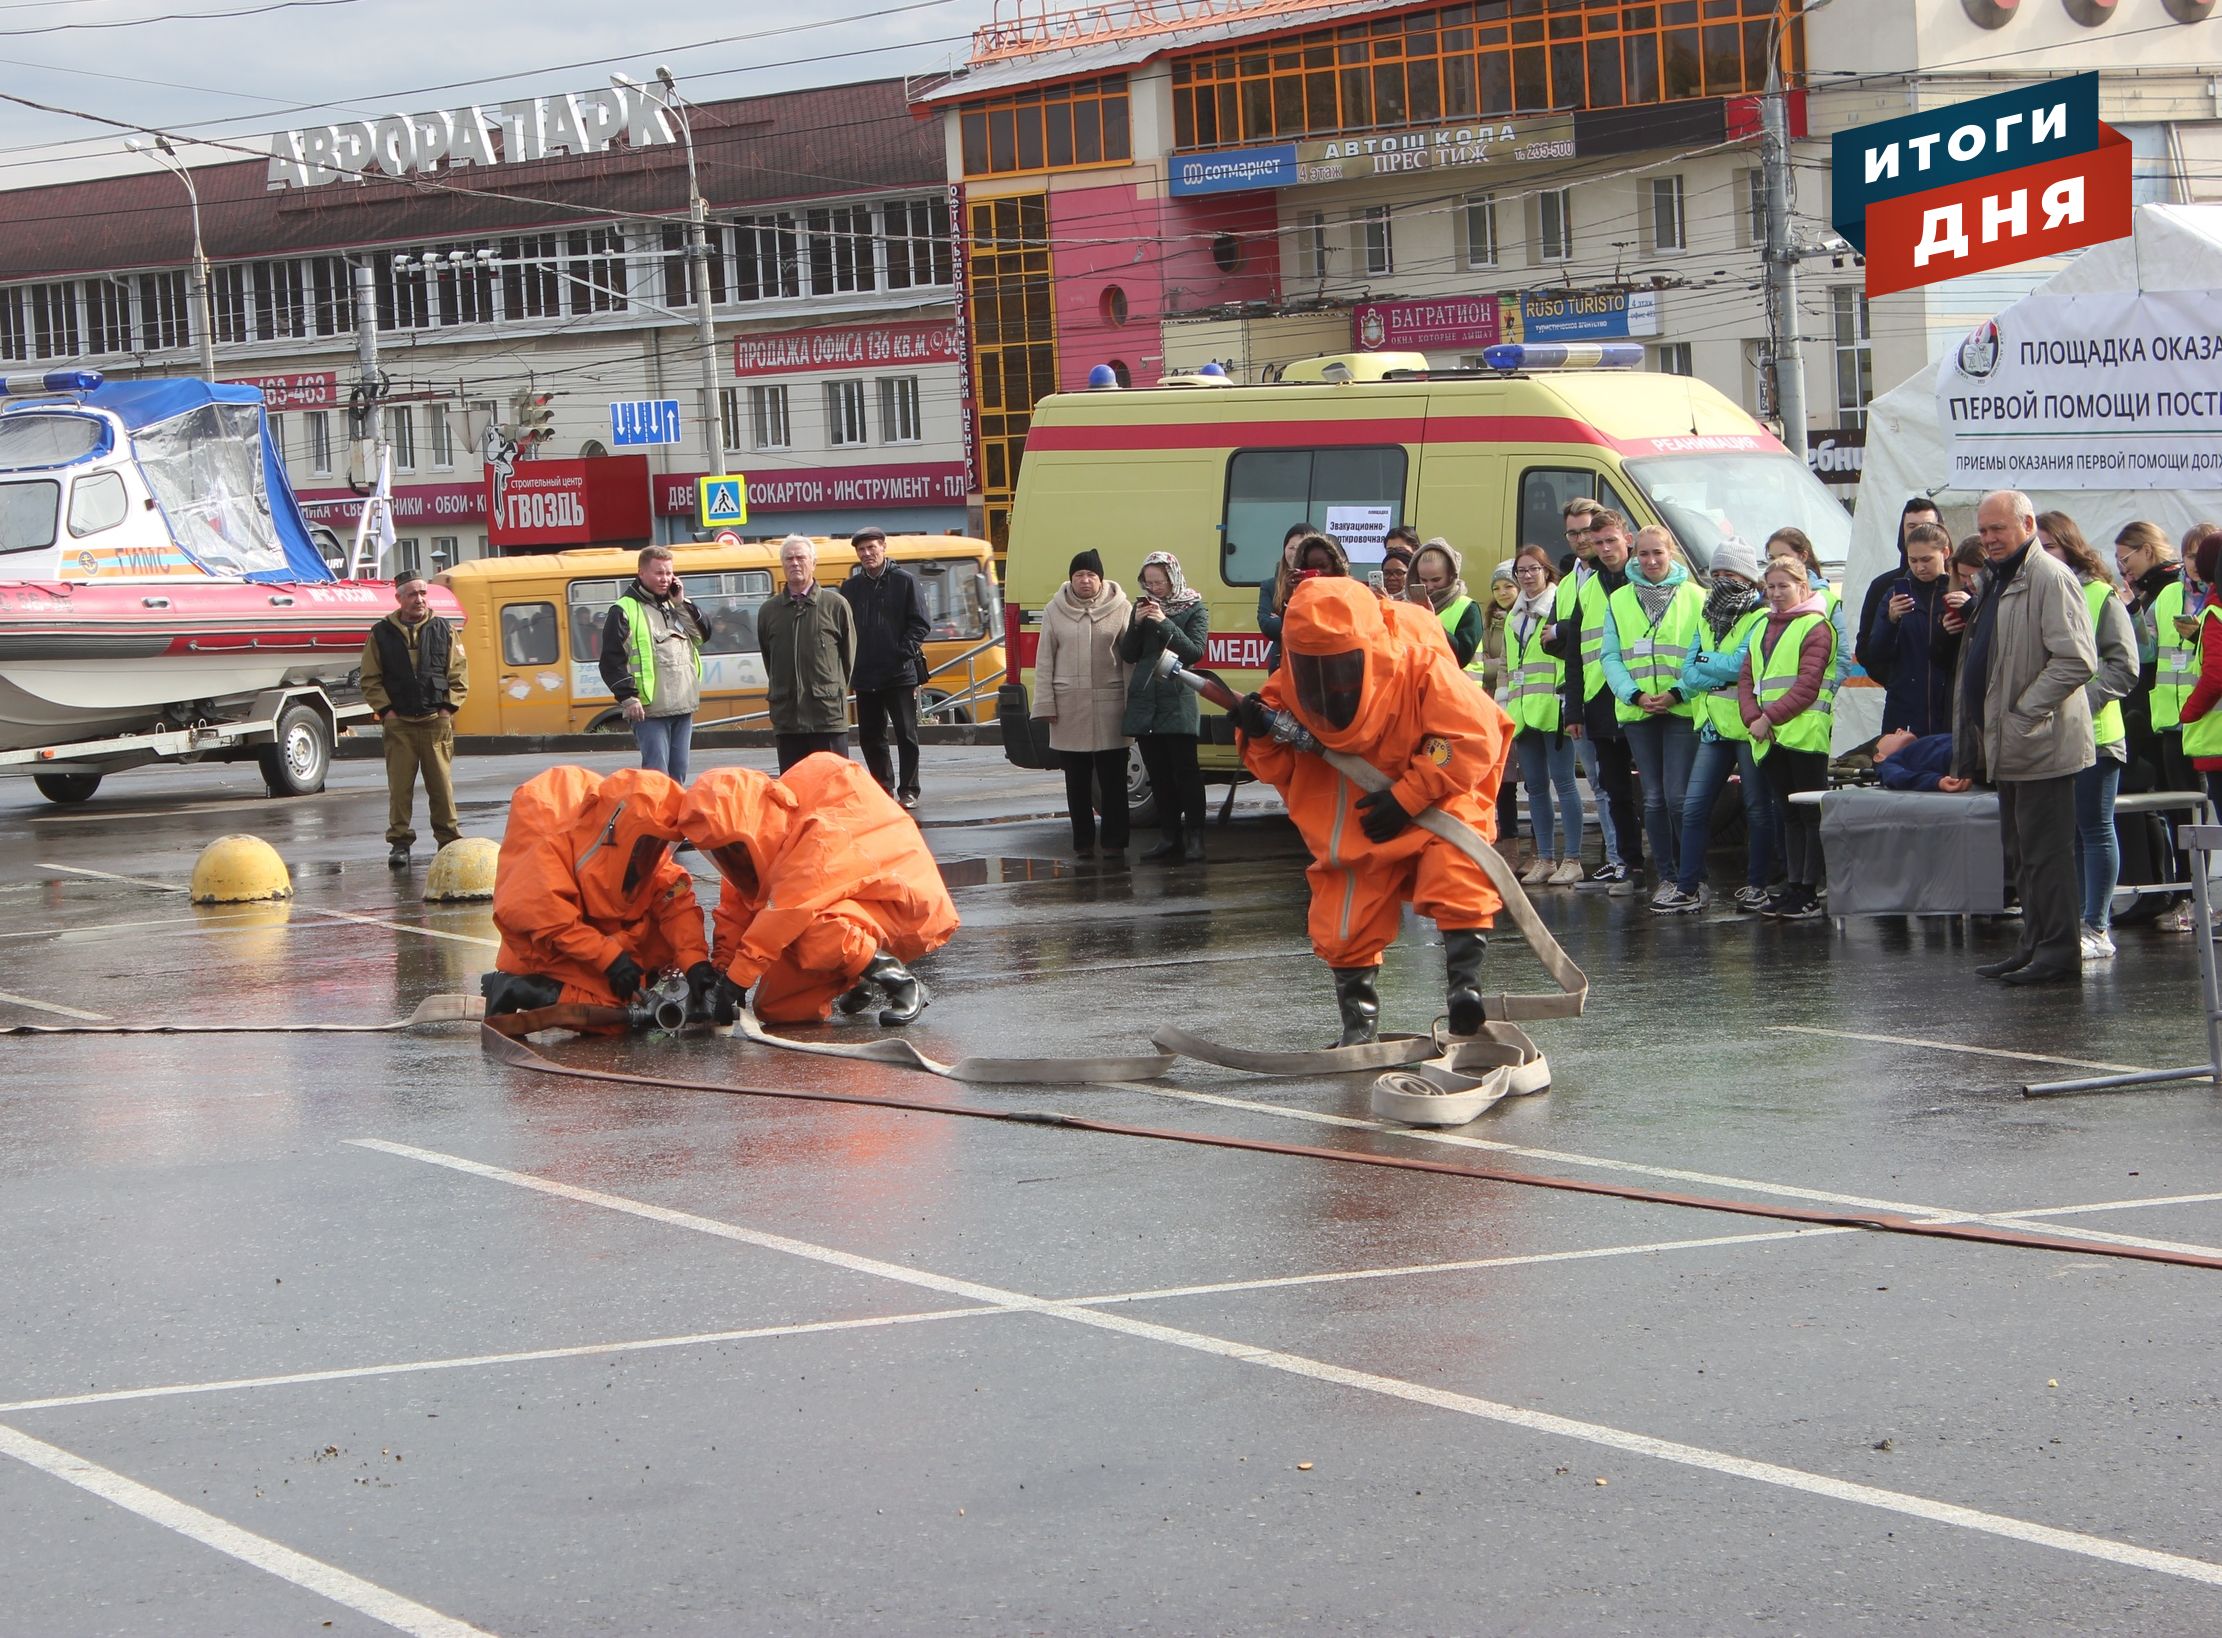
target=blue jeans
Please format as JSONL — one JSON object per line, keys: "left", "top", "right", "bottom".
{"left": 1621, "top": 713, "right": 1698, "bottom": 879}
{"left": 2073, "top": 754, "right": 2123, "bottom": 931}
{"left": 1573, "top": 734, "right": 1626, "bottom": 868}
{"left": 1514, "top": 730, "right": 1585, "bottom": 860}
{"left": 632, "top": 711, "right": 695, "bottom": 784}
{"left": 1677, "top": 734, "right": 1777, "bottom": 893}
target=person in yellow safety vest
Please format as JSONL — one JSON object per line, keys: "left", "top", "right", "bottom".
{"left": 2116, "top": 520, "right": 2204, "bottom": 930}
{"left": 1501, "top": 546, "right": 1589, "bottom": 888}
{"left": 1479, "top": 560, "right": 1524, "bottom": 854}
{"left": 1741, "top": 559, "right": 1838, "bottom": 920}
{"left": 599, "top": 545, "right": 710, "bottom": 784}
{"left": 1659, "top": 536, "right": 1778, "bottom": 915}
{"left": 1411, "top": 538, "right": 1486, "bottom": 669}
{"left": 1602, "top": 525, "right": 1705, "bottom": 906}
{"left": 1563, "top": 511, "right": 1644, "bottom": 890}
{"left": 2177, "top": 532, "right": 2222, "bottom": 804}
{"left": 1766, "top": 525, "right": 1857, "bottom": 698}
{"left": 2038, "top": 512, "right": 2139, "bottom": 964}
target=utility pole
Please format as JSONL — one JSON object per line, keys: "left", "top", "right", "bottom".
{"left": 347, "top": 261, "right": 390, "bottom": 577}
{"left": 127, "top": 136, "right": 216, "bottom": 380}
{"left": 1761, "top": 0, "right": 1833, "bottom": 460}
{"left": 620, "top": 69, "right": 725, "bottom": 493}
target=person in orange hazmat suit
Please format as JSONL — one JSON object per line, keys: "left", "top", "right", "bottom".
{"left": 679, "top": 753, "right": 960, "bottom": 1026}
{"left": 1233, "top": 574, "right": 1514, "bottom": 1046}
{"left": 480, "top": 764, "right": 716, "bottom": 1021}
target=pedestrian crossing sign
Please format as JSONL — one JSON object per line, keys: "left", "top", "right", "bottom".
{"left": 697, "top": 475, "right": 747, "bottom": 528}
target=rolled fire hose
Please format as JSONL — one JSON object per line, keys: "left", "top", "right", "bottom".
{"left": 0, "top": 993, "right": 485, "bottom": 1036}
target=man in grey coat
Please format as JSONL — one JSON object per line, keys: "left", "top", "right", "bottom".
{"left": 757, "top": 534, "right": 857, "bottom": 774}
{"left": 1951, "top": 489, "right": 2098, "bottom": 985}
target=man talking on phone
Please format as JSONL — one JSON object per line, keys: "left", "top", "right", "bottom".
{"left": 601, "top": 545, "right": 711, "bottom": 783}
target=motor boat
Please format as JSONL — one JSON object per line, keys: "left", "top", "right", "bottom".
{"left": 0, "top": 370, "right": 457, "bottom": 754}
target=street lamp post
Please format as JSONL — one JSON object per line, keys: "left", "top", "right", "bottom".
{"left": 127, "top": 135, "right": 217, "bottom": 382}
{"left": 617, "top": 69, "right": 725, "bottom": 489}
{"left": 1760, "top": 0, "right": 1836, "bottom": 461}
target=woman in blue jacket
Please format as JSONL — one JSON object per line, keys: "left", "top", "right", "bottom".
{"left": 1667, "top": 537, "right": 1779, "bottom": 913}
{"left": 1861, "top": 521, "right": 1957, "bottom": 736}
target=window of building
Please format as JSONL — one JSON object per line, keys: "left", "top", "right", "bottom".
{"left": 807, "top": 206, "right": 878, "bottom": 295}
{"left": 1654, "top": 342, "right": 1694, "bottom": 376}
{"left": 883, "top": 197, "right": 953, "bottom": 289}
{"left": 85, "top": 280, "right": 131, "bottom": 354}
{"left": 392, "top": 536, "right": 422, "bottom": 576}
{"left": 1463, "top": 194, "right": 1499, "bottom": 268}
{"left": 1360, "top": 205, "right": 1394, "bottom": 276}
{"left": 879, "top": 376, "right": 922, "bottom": 444}
{"left": 138, "top": 271, "right": 192, "bottom": 352}
{"left": 958, "top": 78, "right": 1132, "bottom": 179}
{"left": 1304, "top": 212, "right": 1330, "bottom": 285}
{"left": 826, "top": 379, "right": 869, "bottom": 447}
{"left": 1833, "top": 286, "right": 1872, "bottom": 429}
{"left": 1224, "top": 447, "right": 1407, "bottom": 583}
{"left": 965, "top": 192, "right": 1057, "bottom": 550}
{"left": 424, "top": 245, "right": 498, "bottom": 326}
{"left": 732, "top": 212, "right": 802, "bottom": 303}
{"left": 1647, "top": 176, "right": 1686, "bottom": 254}
{"left": 1169, "top": 0, "right": 1794, "bottom": 149}
{"left": 428, "top": 406, "right": 454, "bottom": 470}
{"left": 254, "top": 259, "right": 310, "bottom": 340}
{"left": 212, "top": 263, "right": 253, "bottom": 344}
{"left": 373, "top": 251, "right": 433, "bottom": 331}
{"left": 304, "top": 410, "right": 332, "bottom": 476}
{"left": 307, "top": 257, "right": 353, "bottom": 337}
{"left": 747, "top": 385, "right": 792, "bottom": 451}
{"left": 658, "top": 222, "right": 731, "bottom": 310}
{"left": 501, "top": 235, "right": 563, "bottom": 319}
{"left": 390, "top": 405, "right": 417, "bottom": 471}
{"left": 1538, "top": 189, "right": 1574, "bottom": 262}
{"left": 566, "top": 228, "right": 628, "bottom": 314}
{"left": 719, "top": 387, "right": 746, "bottom": 455}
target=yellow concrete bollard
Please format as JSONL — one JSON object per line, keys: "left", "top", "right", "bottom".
{"left": 188, "top": 834, "right": 293, "bottom": 904}
{"left": 424, "top": 836, "right": 499, "bottom": 902}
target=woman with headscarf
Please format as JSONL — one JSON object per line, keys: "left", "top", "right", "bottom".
{"left": 1411, "top": 538, "right": 1486, "bottom": 670}
{"left": 1118, "top": 549, "right": 1213, "bottom": 863}
{"left": 1032, "top": 549, "right": 1134, "bottom": 860}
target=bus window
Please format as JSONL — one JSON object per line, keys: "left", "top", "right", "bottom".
{"left": 695, "top": 569, "right": 772, "bottom": 655}
{"left": 915, "top": 557, "right": 990, "bottom": 640}
{"left": 1517, "top": 467, "right": 1635, "bottom": 556}
{"left": 500, "top": 601, "right": 559, "bottom": 665}
{"left": 567, "top": 577, "right": 623, "bottom": 664}
{"left": 1223, "top": 446, "right": 1407, "bottom": 583}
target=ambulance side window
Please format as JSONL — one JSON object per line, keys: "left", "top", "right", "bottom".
{"left": 1518, "top": 468, "right": 1633, "bottom": 554}
{"left": 1223, "top": 446, "right": 1407, "bottom": 583}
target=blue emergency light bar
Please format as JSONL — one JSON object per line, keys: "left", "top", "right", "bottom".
{"left": 1, "top": 368, "right": 103, "bottom": 396}
{"left": 1481, "top": 344, "right": 1643, "bottom": 372}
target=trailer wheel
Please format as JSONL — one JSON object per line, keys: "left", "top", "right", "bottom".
{"left": 33, "top": 771, "right": 101, "bottom": 804}
{"left": 258, "top": 702, "right": 330, "bottom": 797}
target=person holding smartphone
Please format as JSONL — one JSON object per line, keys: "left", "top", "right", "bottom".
{"left": 1118, "top": 551, "right": 1212, "bottom": 863}
{"left": 1862, "top": 522, "right": 1956, "bottom": 736}
{"left": 601, "top": 544, "right": 711, "bottom": 783}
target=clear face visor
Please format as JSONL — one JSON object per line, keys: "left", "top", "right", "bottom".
{"left": 706, "top": 842, "right": 759, "bottom": 897}
{"left": 621, "top": 833, "right": 673, "bottom": 898}
{"left": 1290, "top": 648, "right": 1366, "bottom": 732}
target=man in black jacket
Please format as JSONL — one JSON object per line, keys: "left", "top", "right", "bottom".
{"left": 837, "top": 527, "right": 932, "bottom": 809}
{"left": 361, "top": 570, "right": 468, "bottom": 869}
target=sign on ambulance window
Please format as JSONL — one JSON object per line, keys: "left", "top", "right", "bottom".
{"left": 1223, "top": 446, "right": 1406, "bottom": 584}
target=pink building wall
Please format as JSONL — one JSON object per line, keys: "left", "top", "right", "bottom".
{"left": 1047, "top": 181, "right": 1281, "bottom": 389}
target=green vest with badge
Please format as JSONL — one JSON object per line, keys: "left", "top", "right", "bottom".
{"left": 1574, "top": 573, "right": 1611, "bottom": 702}
{"left": 2183, "top": 605, "right": 2222, "bottom": 759}
{"left": 2151, "top": 579, "right": 2195, "bottom": 732}
{"left": 1752, "top": 612, "right": 1836, "bottom": 756}
{"left": 1607, "top": 578, "right": 1704, "bottom": 723}
{"left": 1694, "top": 607, "right": 1769, "bottom": 743}
{"left": 1499, "top": 611, "right": 1563, "bottom": 734}
{"left": 2081, "top": 578, "right": 2125, "bottom": 748}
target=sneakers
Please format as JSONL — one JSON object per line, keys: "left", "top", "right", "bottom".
{"left": 1608, "top": 869, "right": 1641, "bottom": 898}
{"left": 2157, "top": 902, "right": 2196, "bottom": 933}
{"left": 1547, "top": 858, "right": 1587, "bottom": 887}
{"left": 1733, "top": 885, "right": 1771, "bottom": 913}
{"left": 2079, "top": 924, "right": 2117, "bottom": 962}
{"left": 1775, "top": 885, "right": 1824, "bottom": 920}
{"left": 1650, "top": 887, "right": 1703, "bottom": 914}
{"left": 1589, "top": 862, "right": 1628, "bottom": 887}
{"left": 1519, "top": 857, "right": 1553, "bottom": 886}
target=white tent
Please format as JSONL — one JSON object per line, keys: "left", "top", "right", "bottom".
{"left": 1839, "top": 202, "right": 2222, "bottom": 749}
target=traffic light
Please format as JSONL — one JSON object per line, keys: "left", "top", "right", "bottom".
{"left": 510, "top": 391, "right": 556, "bottom": 447}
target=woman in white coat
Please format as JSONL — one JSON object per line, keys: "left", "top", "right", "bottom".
{"left": 1031, "top": 549, "right": 1134, "bottom": 857}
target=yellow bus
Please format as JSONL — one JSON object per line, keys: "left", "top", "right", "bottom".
{"left": 440, "top": 535, "right": 1003, "bottom": 737}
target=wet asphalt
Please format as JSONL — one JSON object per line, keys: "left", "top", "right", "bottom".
{"left": 2, "top": 746, "right": 2221, "bottom": 1636}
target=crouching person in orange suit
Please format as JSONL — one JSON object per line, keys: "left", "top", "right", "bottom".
{"left": 679, "top": 753, "right": 960, "bottom": 1026}
{"left": 480, "top": 765, "right": 717, "bottom": 1023}
{"left": 1234, "top": 576, "right": 1514, "bottom": 1046}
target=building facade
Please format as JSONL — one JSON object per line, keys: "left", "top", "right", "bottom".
{"left": 0, "top": 77, "right": 969, "bottom": 568}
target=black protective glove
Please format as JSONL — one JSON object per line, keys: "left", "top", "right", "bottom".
{"left": 604, "top": 953, "right": 644, "bottom": 1003}
{"left": 1234, "top": 692, "right": 1274, "bottom": 740}
{"left": 684, "top": 961, "right": 724, "bottom": 1022}
{"left": 1356, "top": 786, "right": 1414, "bottom": 844}
{"left": 713, "top": 975, "right": 746, "bottom": 1025}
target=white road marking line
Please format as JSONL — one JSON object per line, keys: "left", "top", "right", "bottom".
{"left": 359, "top": 1139, "right": 2222, "bottom": 1592}
{"left": 0, "top": 987, "right": 110, "bottom": 1022}
{"left": 1068, "top": 1229, "right": 1839, "bottom": 1305}
{"left": 1769, "top": 1025, "right": 2148, "bottom": 1074}
{"left": 0, "top": 911, "right": 270, "bottom": 943}
{"left": 36, "top": 861, "right": 184, "bottom": 892}
{"left": 0, "top": 1421, "right": 490, "bottom": 1637}
{"left": 311, "top": 907, "right": 498, "bottom": 949}
{"left": 0, "top": 1307, "right": 1001, "bottom": 1416}
{"left": 1997, "top": 1191, "right": 2222, "bottom": 1220}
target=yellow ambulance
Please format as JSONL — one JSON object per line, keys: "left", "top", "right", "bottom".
{"left": 442, "top": 534, "right": 1003, "bottom": 736}
{"left": 993, "top": 346, "right": 1851, "bottom": 805}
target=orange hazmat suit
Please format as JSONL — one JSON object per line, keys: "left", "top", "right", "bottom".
{"left": 679, "top": 754, "right": 960, "bottom": 1023}
{"left": 1240, "top": 577, "right": 1513, "bottom": 969}
{"left": 490, "top": 765, "right": 708, "bottom": 1007}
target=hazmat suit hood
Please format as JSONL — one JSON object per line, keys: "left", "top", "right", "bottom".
{"left": 679, "top": 766, "right": 799, "bottom": 905}
{"left": 572, "top": 766, "right": 688, "bottom": 915}
{"left": 1282, "top": 577, "right": 1400, "bottom": 752}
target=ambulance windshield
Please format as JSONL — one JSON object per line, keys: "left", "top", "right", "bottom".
{"left": 1624, "top": 454, "right": 1851, "bottom": 576}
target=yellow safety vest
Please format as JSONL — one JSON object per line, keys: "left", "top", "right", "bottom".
{"left": 1575, "top": 573, "right": 1611, "bottom": 703}
{"left": 1499, "top": 612, "right": 1563, "bottom": 734}
{"left": 619, "top": 590, "right": 702, "bottom": 708}
{"left": 1693, "top": 607, "right": 1769, "bottom": 744}
{"left": 1607, "top": 578, "right": 1705, "bottom": 723}
{"left": 2183, "top": 606, "right": 2222, "bottom": 759}
{"left": 2152, "top": 579, "right": 2195, "bottom": 731}
{"left": 1753, "top": 612, "right": 1836, "bottom": 756}
{"left": 2082, "top": 578, "right": 2124, "bottom": 749}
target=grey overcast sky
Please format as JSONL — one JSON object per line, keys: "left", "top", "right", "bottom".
{"left": 0, "top": 0, "right": 999, "bottom": 187}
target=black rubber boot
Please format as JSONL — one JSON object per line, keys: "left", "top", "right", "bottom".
{"left": 1330, "top": 965, "right": 1380, "bottom": 1048}
{"left": 858, "top": 951, "right": 928, "bottom": 1026}
{"left": 1140, "top": 830, "right": 1187, "bottom": 863}
{"left": 1183, "top": 824, "right": 1207, "bottom": 862}
{"left": 479, "top": 971, "right": 563, "bottom": 1017}
{"left": 1443, "top": 929, "right": 1489, "bottom": 1037}
{"left": 834, "top": 976, "right": 881, "bottom": 1015}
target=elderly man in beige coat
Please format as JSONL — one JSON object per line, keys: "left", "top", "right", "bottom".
{"left": 1950, "top": 489, "right": 2098, "bottom": 985}
{"left": 1031, "top": 548, "right": 1133, "bottom": 858}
